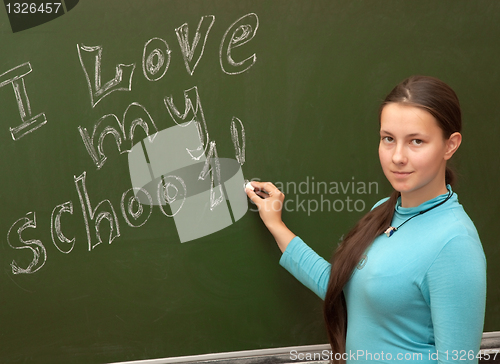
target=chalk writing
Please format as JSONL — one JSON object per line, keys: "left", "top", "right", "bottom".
{"left": 164, "top": 87, "right": 225, "bottom": 210}
{"left": 78, "top": 102, "right": 158, "bottom": 169}
{"left": 220, "top": 13, "right": 259, "bottom": 75}
{"left": 77, "top": 44, "right": 136, "bottom": 107}
{"left": 77, "top": 12, "right": 259, "bottom": 106}
{"left": 74, "top": 172, "right": 121, "bottom": 251}
{"left": 230, "top": 116, "right": 246, "bottom": 165}
{"left": 7, "top": 212, "right": 47, "bottom": 274}
{"left": 158, "top": 175, "right": 187, "bottom": 217}
{"left": 164, "top": 86, "right": 209, "bottom": 161}
{"left": 6, "top": 11, "right": 258, "bottom": 274}
{"left": 51, "top": 201, "right": 75, "bottom": 254}
{"left": 142, "top": 37, "right": 171, "bottom": 82}
{"left": 199, "top": 141, "right": 224, "bottom": 210}
{"left": 0, "top": 62, "right": 47, "bottom": 140}
{"left": 121, "top": 187, "right": 153, "bottom": 227}
{"left": 176, "top": 15, "right": 215, "bottom": 76}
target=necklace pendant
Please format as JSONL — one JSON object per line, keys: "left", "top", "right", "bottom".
{"left": 385, "top": 226, "right": 396, "bottom": 237}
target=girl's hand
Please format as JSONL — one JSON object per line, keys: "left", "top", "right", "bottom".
{"left": 245, "top": 181, "right": 284, "bottom": 228}
{"left": 245, "top": 181, "right": 295, "bottom": 252}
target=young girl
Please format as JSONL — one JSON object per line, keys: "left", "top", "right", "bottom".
{"left": 246, "top": 76, "right": 486, "bottom": 363}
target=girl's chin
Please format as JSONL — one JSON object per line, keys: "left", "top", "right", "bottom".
{"left": 388, "top": 181, "right": 412, "bottom": 193}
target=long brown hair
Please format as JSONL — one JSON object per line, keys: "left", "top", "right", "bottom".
{"left": 323, "top": 75, "right": 462, "bottom": 362}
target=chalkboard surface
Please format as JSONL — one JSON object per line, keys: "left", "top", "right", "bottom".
{"left": 1, "top": 1, "right": 499, "bottom": 363}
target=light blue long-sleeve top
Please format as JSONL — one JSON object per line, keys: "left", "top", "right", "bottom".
{"left": 279, "top": 187, "right": 486, "bottom": 363}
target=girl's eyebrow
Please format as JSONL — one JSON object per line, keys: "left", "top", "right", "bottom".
{"left": 380, "top": 130, "right": 427, "bottom": 138}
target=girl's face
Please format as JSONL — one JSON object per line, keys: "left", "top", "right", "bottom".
{"left": 378, "top": 103, "right": 460, "bottom": 208}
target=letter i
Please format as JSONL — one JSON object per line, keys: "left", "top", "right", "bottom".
{"left": 0, "top": 62, "right": 47, "bottom": 140}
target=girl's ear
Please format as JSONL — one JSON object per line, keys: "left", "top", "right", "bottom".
{"left": 444, "top": 132, "right": 462, "bottom": 160}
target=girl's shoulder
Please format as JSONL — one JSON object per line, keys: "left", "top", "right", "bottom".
{"left": 371, "top": 197, "right": 390, "bottom": 211}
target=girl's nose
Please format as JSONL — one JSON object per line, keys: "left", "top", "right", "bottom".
{"left": 392, "top": 144, "right": 407, "bottom": 165}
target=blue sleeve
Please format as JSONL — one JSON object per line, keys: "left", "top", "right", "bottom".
{"left": 279, "top": 236, "right": 331, "bottom": 300}
{"left": 278, "top": 198, "right": 387, "bottom": 300}
{"left": 422, "top": 235, "right": 486, "bottom": 363}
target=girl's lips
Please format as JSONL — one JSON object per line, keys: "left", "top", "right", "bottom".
{"left": 392, "top": 171, "right": 413, "bottom": 177}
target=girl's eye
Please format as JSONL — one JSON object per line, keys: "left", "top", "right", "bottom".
{"left": 411, "top": 139, "right": 423, "bottom": 146}
{"left": 382, "top": 136, "right": 393, "bottom": 143}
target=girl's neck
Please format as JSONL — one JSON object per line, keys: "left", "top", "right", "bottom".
{"left": 400, "top": 182, "right": 449, "bottom": 208}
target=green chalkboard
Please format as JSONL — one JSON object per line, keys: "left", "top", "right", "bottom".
{"left": 1, "top": 1, "right": 499, "bottom": 363}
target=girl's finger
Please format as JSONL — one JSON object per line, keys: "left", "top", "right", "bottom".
{"left": 245, "top": 187, "right": 264, "bottom": 205}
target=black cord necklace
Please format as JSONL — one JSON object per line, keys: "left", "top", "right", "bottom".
{"left": 384, "top": 187, "right": 453, "bottom": 237}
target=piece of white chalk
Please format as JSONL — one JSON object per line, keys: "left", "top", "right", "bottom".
{"left": 245, "top": 181, "right": 255, "bottom": 191}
